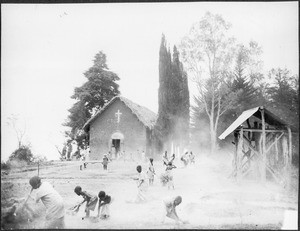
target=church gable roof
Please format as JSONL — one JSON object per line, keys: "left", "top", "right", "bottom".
{"left": 83, "top": 96, "right": 157, "bottom": 131}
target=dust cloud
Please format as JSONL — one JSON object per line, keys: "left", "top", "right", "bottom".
{"left": 1, "top": 149, "right": 298, "bottom": 229}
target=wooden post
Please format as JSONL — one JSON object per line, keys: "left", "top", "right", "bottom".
{"left": 260, "top": 108, "right": 266, "bottom": 183}
{"left": 233, "top": 131, "right": 238, "bottom": 180}
{"left": 38, "top": 161, "right": 40, "bottom": 176}
{"left": 275, "top": 135, "right": 279, "bottom": 162}
{"left": 237, "top": 128, "right": 244, "bottom": 183}
{"left": 287, "top": 127, "right": 293, "bottom": 190}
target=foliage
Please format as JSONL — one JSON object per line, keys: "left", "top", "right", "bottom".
{"left": 155, "top": 35, "right": 190, "bottom": 151}
{"left": 218, "top": 43, "right": 266, "bottom": 135}
{"left": 1, "top": 161, "right": 11, "bottom": 170}
{"left": 180, "top": 12, "right": 237, "bottom": 154}
{"left": 155, "top": 34, "right": 172, "bottom": 143}
{"left": 171, "top": 46, "right": 190, "bottom": 147}
{"left": 9, "top": 145, "right": 34, "bottom": 164}
{"left": 65, "top": 51, "right": 120, "bottom": 148}
{"left": 266, "top": 68, "right": 299, "bottom": 128}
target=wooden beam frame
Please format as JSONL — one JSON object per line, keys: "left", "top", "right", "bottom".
{"left": 237, "top": 129, "right": 287, "bottom": 133}
{"left": 261, "top": 108, "right": 266, "bottom": 183}
{"left": 265, "top": 132, "right": 284, "bottom": 154}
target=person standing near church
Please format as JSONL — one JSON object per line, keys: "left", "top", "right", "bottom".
{"left": 102, "top": 154, "right": 109, "bottom": 170}
{"left": 132, "top": 165, "right": 148, "bottom": 203}
{"left": 147, "top": 158, "right": 155, "bottom": 185}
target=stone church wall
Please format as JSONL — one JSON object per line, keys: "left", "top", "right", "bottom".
{"left": 89, "top": 99, "right": 147, "bottom": 160}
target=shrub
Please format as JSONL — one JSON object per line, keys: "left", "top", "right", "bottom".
{"left": 9, "top": 145, "right": 33, "bottom": 164}
{"left": 1, "top": 161, "right": 11, "bottom": 170}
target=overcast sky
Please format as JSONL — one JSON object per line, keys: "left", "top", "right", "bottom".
{"left": 1, "top": 2, "right": 298, "bottom": 161}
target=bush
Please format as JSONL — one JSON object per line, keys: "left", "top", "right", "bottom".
{"left": 9, "top": 145, "right": 33, "bottom": 164}
{"left": 160, "top": 173, "right": 170, "bottom": 186}
{"left": 1, "top": 161, "right": 11, "bottom": 170}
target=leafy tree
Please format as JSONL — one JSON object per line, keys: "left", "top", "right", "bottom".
{"left": 65, "top": 51, "right": 120, "bottom": 148}
{"left": 155, "top": 34, "right": 173, "bottom": 148}
{"left": 222, "top": 43, "right": 266, "bottom": 123}
{"left": 9, "top": 145, "right": 33, "bottom": 163}
{"left": 155, "top": 35, "right": 190, "bottom": 152}
{"left": 180, "top": 12, "right": 238, "bottom": 154}
{"left": 171, "top": 46, "right": 190, "bottom": 148}
{"left": 266, "top": 68, "right": 299, "bottom": 128}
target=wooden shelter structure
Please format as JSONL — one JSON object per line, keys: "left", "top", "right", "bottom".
{"left": 219, "top": 106, "right": 297, "bottom": 189}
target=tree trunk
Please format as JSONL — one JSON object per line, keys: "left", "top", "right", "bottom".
{"left": 210, "top": 119, "right": 216, "bottom": 155}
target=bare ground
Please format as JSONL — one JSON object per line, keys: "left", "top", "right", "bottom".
{"left": 1, "top": 154, "right": 298, "bottom": 229}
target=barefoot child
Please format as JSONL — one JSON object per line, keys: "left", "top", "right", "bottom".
{"left": 132, "top": 165, "right": 148, "bottom": 203}
{"left": 102, "top": 154, "right": 109, "bottom": 170}
{"left": 165, "top": 162, "right": 176, "bottom": 190}
{"left": 97, "top": 191, "right": 112, "bottom": 219}
{"left": 162, "top": 196, "right": 185, "bottom": 224}
{"left": 74, "top": 186, "right": 98, "bottom": 218}
{"left": 147, "top": 158, "right": 155, "bottom": 185}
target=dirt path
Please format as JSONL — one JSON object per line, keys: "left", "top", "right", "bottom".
{"left": 1, "top": 155, "right": 298, "bottom": 229}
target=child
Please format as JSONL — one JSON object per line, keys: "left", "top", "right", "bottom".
{"left": 162, "top": 151, "right": 168, "bottom": 166}
{"left": 97, "top": 191, "right": 112, "bottom": 219}
{"left": 102, "top": 154, "right": 109, "bottom": 170}
{"left": 165, "top": 162, "right": 176, "bottom": 190}
{"left": 162, "top": 196, "right": 185, "bottom": 224}
{"left": 180, "top": 152, "right": 189, "bottom": 167}
{"left": 29, "top": 176, "right": 65, "bottom": 228}
{"left": 189, "top": 151, "right": 195, "bottom": 164}
{"left": 169, "top": 153, "right": 175, "bottom": 164}
{"left": 147, "top": 158, "right": 155, "bottom": 185}
{"left": 74, "top": 186, "right": 98, "bottom": 218}
{"left": 133, "top": 165, "right": 148, "bottom": 203}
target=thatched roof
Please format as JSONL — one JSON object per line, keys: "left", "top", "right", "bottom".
{"left": 83, "top": 96, "right": 157, "bottom": 131}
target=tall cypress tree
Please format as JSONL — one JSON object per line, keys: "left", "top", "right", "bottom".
{"left": 155, "top": 34, "right": 172, "bottom": 148}
{"left": 155, "top": 35, "right": 190, "bottom": 153}
{"left": 171, "top": 46, "right": 190, "bottom": 148}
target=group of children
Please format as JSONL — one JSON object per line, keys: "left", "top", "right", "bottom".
{"left": 180, "top": 151, "right": 195, "bottom": 167}
{"left": 25, "top": 151, "right": 187, "bottom": 229}
{"left": 73, "top": 186, "right": 111, "bottom": 220}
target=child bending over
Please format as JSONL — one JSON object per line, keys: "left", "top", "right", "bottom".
{"left": 74, "top": 186, "right": 98, "bottom": 218}
{"left": 97, "top": 191, "right": 112, "bottom": 219}
{"left": 162, "top": 196, "right": 186, "bottom": 224}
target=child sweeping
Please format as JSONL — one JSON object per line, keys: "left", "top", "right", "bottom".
{"left": 146, "top": 158, "right": 155, "bottom": 185}
{"left": 97, "top": 191, "right": 112, "bottom": 219}
{"left": 74, "top": 186, "right": 98, "bottom": 219}
{"left": 162, "top": 196, "right": 187, "bottom": 224}
{"left": 29, "top": 176, "right": 65, "bottom": 229}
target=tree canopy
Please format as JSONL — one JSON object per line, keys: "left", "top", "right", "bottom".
{"left": 65, "top": 51, "right": 120, "bottom": 149}
{"left": 155, "top": 34, "right": 190, "bottom": 152}
{"left": 9, "top": 145, "right": 33, "bottom": 163}
{"left": 180, "top": 12, "right": 238, "bottom": 153}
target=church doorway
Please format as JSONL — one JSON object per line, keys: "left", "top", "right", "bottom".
{"left": 110, "top": 132, "right": 124, "bottom": 159}
{"left": 111, "top": 139, "right": 120, "bottom": 159}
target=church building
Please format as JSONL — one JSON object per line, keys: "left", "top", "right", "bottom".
{"left": 83, "top": 96, "right": 157, "bottom": 160}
